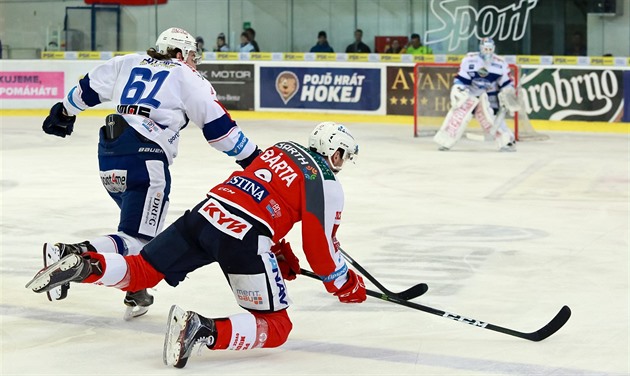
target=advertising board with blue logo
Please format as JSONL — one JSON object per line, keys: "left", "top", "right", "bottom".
{"left": 260, "top": 67, "right": 381, "bottom": 111}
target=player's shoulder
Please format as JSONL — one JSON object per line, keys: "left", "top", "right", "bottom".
{"left": 492, "top": 54, "right": 507, "bottom": 64}
{"left": 461, "top": 52, "right": 480, "bottom": 63}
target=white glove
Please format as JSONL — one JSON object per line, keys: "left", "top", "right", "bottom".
{"left": 498, "top": 86, "right": 520, "bottom": 116}
{"left": 450, "top": 85, "right": 470, "bottom": 108}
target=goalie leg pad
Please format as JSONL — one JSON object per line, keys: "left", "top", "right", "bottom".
{"left": 475, "top": 93, "right": 496, "bottom": 134}
{"left": 433, "top": 95, "right": 479, "bottom": 149}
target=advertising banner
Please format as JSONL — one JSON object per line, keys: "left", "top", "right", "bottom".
{"left": 387, "top": 66, "right": 456, "bottom": 116}
{"left": 520, "top": 67, "right": 625, "bottom": 122}
{"left": 260, "top": 67, "right": 381, "bottom": 111}
{"left": 196, "top": 64, "right": 254, "bottom": 111}
{"left": 395, "top": 64, "right": 627, "bottom": 122}
{"left": 0, "top": 72, "right": 64, "bottom": 99}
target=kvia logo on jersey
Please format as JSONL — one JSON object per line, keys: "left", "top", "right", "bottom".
{"left": 100, "top": 170, "right": 127, "bottom": 193}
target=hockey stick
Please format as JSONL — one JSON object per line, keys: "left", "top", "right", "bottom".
{"left": 300, "top": 268, "right": 571, "bottom": 342}
{"left": 339, "top": 249, "right": 428, "bottom": 300}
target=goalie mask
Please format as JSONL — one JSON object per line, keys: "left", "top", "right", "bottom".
{"left": 308, "top": 122, "right": 358, "bottom": 172}
{"left": 479, "top": 37, "right": 495, "bottom": 64}
{"left": 156, "top": 27, "right": 202, "bottom": 64}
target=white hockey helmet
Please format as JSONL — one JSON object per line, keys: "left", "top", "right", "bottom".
{"left": 308, "top": 122, "right": 358, "bottom": 171}
{"left": 479, "top": 37, "right": 495, "bottom": 63}
{"left": 155, "top": 27, "right": 202, "bottom": 64}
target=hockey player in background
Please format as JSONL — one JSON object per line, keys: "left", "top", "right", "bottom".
{"left": 38, "top": 27, "right": 262, "bottom": 319}
{"left": 27, "top": 122, "right": 367, "bottom": 368}
{"left": 434, "top": 37, "right": 520, "bottom": 152}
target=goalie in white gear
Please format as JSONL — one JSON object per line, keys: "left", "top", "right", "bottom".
{"left": 37, "top": 27, "right": 262, "bottom": 320}
{"left": 434, "top": 37, "right": 518, "bottom": 151}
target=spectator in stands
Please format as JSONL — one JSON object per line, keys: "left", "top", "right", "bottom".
{"left": 345, "top": 29, "right": 371, "bottom": 53}
{"left": 310, "top": 31, "right": 334, "bottom": 53}
{"left": 239, "top": 32, "right": 255, "bottom": 53}
{"left": 195, "top": 36, "right": 207, "bottom": 52}
{"left": 403, "top": 33, "right": 432, "bottom": 55}
{"left": 214, "top": 33, "right": 229, "bottom": 52}
{"left": 245, "top": 28, "right": 260, "bottom": 52}
{"left": 565, "top": 31, "right": 586, "bottom": 56}
{"left": 384, "top": 39, "right": 402, "bottom": 54}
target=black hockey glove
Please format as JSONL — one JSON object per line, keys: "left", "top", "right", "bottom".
{"left": 236, "top": 146, "right": 262, "bottom": 169}
{"left": 42, "top": 102, "right": 76, "bottom": 138}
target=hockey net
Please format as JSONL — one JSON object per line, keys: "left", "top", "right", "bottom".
{"left": 413, "top": 62, "right": 549, "bottom": 141}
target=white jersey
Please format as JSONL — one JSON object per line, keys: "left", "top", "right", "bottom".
{"left": 454, "top": 52, "right": 512, "bottom": 99}
{"left": 63, "top": 53, "right": 256, "bottom": 165}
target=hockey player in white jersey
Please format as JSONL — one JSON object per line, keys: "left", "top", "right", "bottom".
{"left": 39, "top": 27, "right": 262, "bottom": 319}
{"left": 433, "top": 37, "right": 519, "bottom": 151}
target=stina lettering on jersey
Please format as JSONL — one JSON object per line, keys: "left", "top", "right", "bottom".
{"left": 269, "top": 255, "right": 288, "bottom": 305}
{"left": 259, "top": 148, "right": 300, "bottom": 187}
{"left": 99, "top": 169, "right": 127, "bottom": 193}
{"left": 226, "top": 176, "right": 269, "bottom": 202}
{"left": 198, "top": 198, "right": 252, "bottom": 239}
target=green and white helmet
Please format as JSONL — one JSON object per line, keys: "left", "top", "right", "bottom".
{"left": 308, "top": 122, "right": 359, "bottom": 171}
{"left": 155, "top": 27, "right": 201, "bottom": 64}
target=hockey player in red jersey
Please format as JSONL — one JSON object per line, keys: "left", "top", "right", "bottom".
{"left": 27, "top": 121, "right": 366, "bottom": 368}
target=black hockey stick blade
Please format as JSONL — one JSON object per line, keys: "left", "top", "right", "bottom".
{"left": 338, "top": 249, "right": 428, "bottom": 300}
{"left": 511, "top": 305, "right": 572, "bottom": 342}
{"left": 397, "top": 283, "right": 429, "bottom": 300}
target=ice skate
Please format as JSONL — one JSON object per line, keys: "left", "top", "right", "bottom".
{"left": 499, "top": 142, "right": 517, "bottom": 152}
{"left": 26, "top": 253, "right": 100, "bottom": 294}
{"left": 123, "top": 289, "right": 154, "bottom": 320}
{"left": 163, "top": 305, "right": 217, "bottom": 368}
{"left": 43, "top": 241, "right": 95, "bottom": 301}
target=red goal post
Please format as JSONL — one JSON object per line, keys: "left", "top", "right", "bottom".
{"left": 413, "top": 62, "right": 547, "bottom": 141}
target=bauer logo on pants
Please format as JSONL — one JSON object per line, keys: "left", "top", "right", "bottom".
{"left": 198, "top": 198, "right": 252, "bottom": 239}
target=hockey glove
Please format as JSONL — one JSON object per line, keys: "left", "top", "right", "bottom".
{"left": 333, "top": 269, "right": 366, "bottom": 303}
{"left": 271, "top": 239, "right": 300, "bottom": 281}
{"left": 450, "top": 85, "right": 470, "bottom": 108}
{"left": 42, "top": 102, "right": 76, "bottom": 138}
{"left": 236, "top": 146, "right": 262, "bottom": 169}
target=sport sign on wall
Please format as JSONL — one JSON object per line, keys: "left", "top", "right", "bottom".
{"left": 520, "top": 67, "right": 625, "bottom": 121}
{"left": 260, "top": 67, "right": 381, "bottom": 111}
{"left": 425, "top": 0, "right": 539, "bottom": 52}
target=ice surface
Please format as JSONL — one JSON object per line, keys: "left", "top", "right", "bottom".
{"left": 1, "top": 115, "right": 628, "bottom": 375}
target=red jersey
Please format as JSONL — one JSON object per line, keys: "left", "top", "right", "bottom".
{"left": 208, "top": 141, "right": 349, "bottom": 291}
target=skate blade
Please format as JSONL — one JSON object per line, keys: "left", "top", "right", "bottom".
{"left": 25, "top": 254, "right": 81, "bottom": 293}
{"left": 163, "top": 305, "right": 186, "bottom": 366}
{"left": 42, "top": 243, "right": 65, "bottom": 301}
{"left": 123, "top": 305, "right": 150, "bottom": 321}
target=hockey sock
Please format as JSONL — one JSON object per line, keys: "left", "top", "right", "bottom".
{"left": 213, "top": 310, "right": 292, "bottom": 350}
{"left": 89, "top": 232, "right": 148, "bottom": 256}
